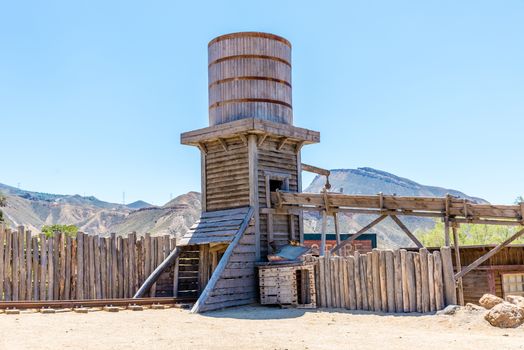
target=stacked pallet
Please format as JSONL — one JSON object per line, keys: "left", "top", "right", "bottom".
{"left": 259, "top": 263, "right": 316, "bottom": 308}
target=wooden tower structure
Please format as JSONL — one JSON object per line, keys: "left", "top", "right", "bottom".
{"left": 179, "top": 32, "right": 319, "bottom": 312}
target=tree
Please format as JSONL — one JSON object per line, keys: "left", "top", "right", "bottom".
{"left": 515, "top": 196, "right": 524, "bottom": 204}
{"left": 416, "top": 219, "right": 523, "bottom": 246}
{"left": 41, "top": 224, "right": 78, "bottom": 238}
{"left": 0, "top": 192, "right": 6, "bottom": 223}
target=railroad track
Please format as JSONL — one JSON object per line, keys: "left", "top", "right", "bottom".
{"left": 0, "top": 297, "right": 195, "bottom": 310}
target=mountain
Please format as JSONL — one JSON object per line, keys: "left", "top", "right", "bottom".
{"left": 303, "top": 168, "right": 487, "bottom": 248}
{"left": 0, "top": 167, "right": 487, "bottom": 246}
{"left": 0, "top": 183, "right": 198, "bottom": 237}
{"left": 126, "top": 200, "right": 154, "bottom": 210}
{"left": 305, "top": 167, "right": 486, "bottom": 202}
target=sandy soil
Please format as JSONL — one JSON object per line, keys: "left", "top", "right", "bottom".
{"left": 0, "top": 305, "right": 523, "bottom": 350}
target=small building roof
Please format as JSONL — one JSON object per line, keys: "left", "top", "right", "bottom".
{"left": 177, "top": 207, "right": 252, "bottom": 246}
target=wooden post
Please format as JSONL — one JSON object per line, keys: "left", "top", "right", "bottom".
{"left": 354, "top": 251, "right": 362, "bottom": 309}
{"left": 385, "top": 250, "right": 395, "bottom": 313}
{"left": 12, "top": 227, "right": 19, "bottom": 301}
{"left": 419, "top": 248, "right": 430, "bottom": 312}
{"left": 333, "top": 212, "right": 341, "bottom": 246}
{"left": 452, "top": 225, "right": 464, "bottom": 306}
{"left": 25, "top": 228, "right": 32, "bottom": 300}
{"left": 5, "top": 228, "right": 12, "bottom": 301}
{"left": 433, "top": 250, "right": 445, "bottom": 310}
{"left": 427, "top": 253, "right": 436, "bottom": 312}
{"left": 366, "top": 252, "right": 374, "bottom": 311}
{"left": 320, "top": 210, "right": 327, "bottom": 257}
{"left": 444, "top": 218, "right": 450, "bottom": 247}
{"left": 76, "top": 232, "right": 84, "bottom": 300}
{"left": 40, "top": 234, "right": 47, "bottom": 301}
{"left": 65, "top": 235, "right": 72, "bottom": 300}
{"left": 440, "top": 246, "right": 457, "bottom": 305}
{"left": 371, "top": 249, "right": 381, "bottom": 312}
{"left": 359, "top": 254, "right": 368, "bottom": 310}
{"left": 32, "top": 237, "right": 39, "bottom": 300}
{"left": 406, "top": 252, "right": 416, "bottom": 312}
{"left": 379, "top": 250, "right": 387, "bottom": 312}
{"left": 413, "top": 253, "right": 422, "bottom": 312}
{"left": 400, "top": 249, "right": 409, "bottom": 312}
{"left": 347, "top": 256, "right": 356, "bottom": 309}
{"left": 393, "top": 249, "right": 403, "bottom": 312}
{"left": 247, "top": 134, "right": 260, "bottom": 260}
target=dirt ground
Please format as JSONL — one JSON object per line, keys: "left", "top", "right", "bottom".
{"left": 0, "top": 305, "right": 523, "bottom": 350}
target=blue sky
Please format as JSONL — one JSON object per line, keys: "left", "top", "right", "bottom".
{"left": 0, "top": 0, "right": 522, "bottom": 205}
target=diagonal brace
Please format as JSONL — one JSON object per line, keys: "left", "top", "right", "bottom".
{"left": 455, "top": 227, "right": 524, "bottom": 280}
{"left": 390, "top": 215, "right": 424, "bottom": 248}
{"left": 331, "top": 215, "right": 387, "bottom": 254}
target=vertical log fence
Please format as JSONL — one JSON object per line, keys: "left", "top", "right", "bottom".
{"left": 0, "top": 224, "right": 175, "bottom": 301}
{"left": 314, "top": 247, "right": 456, "bottom": 312}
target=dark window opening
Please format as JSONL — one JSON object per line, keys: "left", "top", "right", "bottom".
{"left": 269, "top": 179, "right": 285, "bottom": 192}
{"left": 295, "top": 269, "right": 311, "bottom": 304}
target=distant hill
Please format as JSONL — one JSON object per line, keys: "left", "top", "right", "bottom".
{"left": 126, "top": 200, "right": 154, "bottom": 210}
{"left": 0, "top": 167, "right": 487, "bottom": 246}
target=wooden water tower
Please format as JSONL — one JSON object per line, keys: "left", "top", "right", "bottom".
{"left": 179, "top": 32, "right": 319, "bottom": 311}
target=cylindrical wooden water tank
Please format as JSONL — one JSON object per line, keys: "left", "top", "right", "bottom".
{"left": 208, "top": 32, "right": 292, "bottom": 126}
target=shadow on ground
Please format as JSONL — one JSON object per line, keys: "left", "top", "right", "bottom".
{"left": 202, "top": 304, "right": 435, "bottom": 320}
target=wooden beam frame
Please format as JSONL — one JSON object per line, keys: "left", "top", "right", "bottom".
{"left": 455, "top": 227, "right": 524, "bottom": 280}
{"left": 390, "top": 215, "right": 423, "bottom": 248}
{"left": 331, "top": 215, "right": 388, "bottom": 254}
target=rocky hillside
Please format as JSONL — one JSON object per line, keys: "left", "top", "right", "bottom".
{"left": 0, "top": 182, "right": 199, "bottom": 238}
{"left": 0, "top": 167, "right": 486, "bottom": 246}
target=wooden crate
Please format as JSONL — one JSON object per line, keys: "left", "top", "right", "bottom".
{"left": 258, "top": 263, "right": 316, "bottom": 308}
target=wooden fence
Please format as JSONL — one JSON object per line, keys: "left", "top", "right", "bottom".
{"left": 314, "top": 248, "right": 456, "bottom": 312}
{"left": 0, "top": 224, "right": 175, "bottom": 301}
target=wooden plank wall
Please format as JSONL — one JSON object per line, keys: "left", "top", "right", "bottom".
{"left": 314, "top": 248, "right": 455, "bottom": 312}
{"left": 258, "top": 136, "right": 300, "bottom": 256}
{"left": 205, "top": 137, "right": 250, "bottom": 212}
{"left": 0, "top": 224, "right": 173, "bottom": 301}
{"left": 199, "top": 225, "right": 257, "bottom": 311}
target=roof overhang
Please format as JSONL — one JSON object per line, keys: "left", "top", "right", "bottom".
{"left": 180, "top": 118, "right": 320, "bottom": 146}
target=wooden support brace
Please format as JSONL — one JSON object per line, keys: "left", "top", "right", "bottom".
{"left": 390, "top": 215, "right": 424, "bottom": 248}
{"left": 295, "top": 141, "right": 305, "bottom": 154}
{"left": 238, "top": 134, "right": 248, "bottom": 146}
{"left": 217, "top": 138, "right": 228, "bottom": 152}
{"left": 277, "top": 137, "right": 289, "bottom": 151}
{"left": 257, "top": 133, "right": 268, "bottom": 147}
{"left": 455, "top": 227, "right": 524, "bottom": 280}
{"left": 197, "top": 142, "right": 208, "bottom": 155}
{"left": 331, "top": 215, "right": 387, "bottom": 254}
